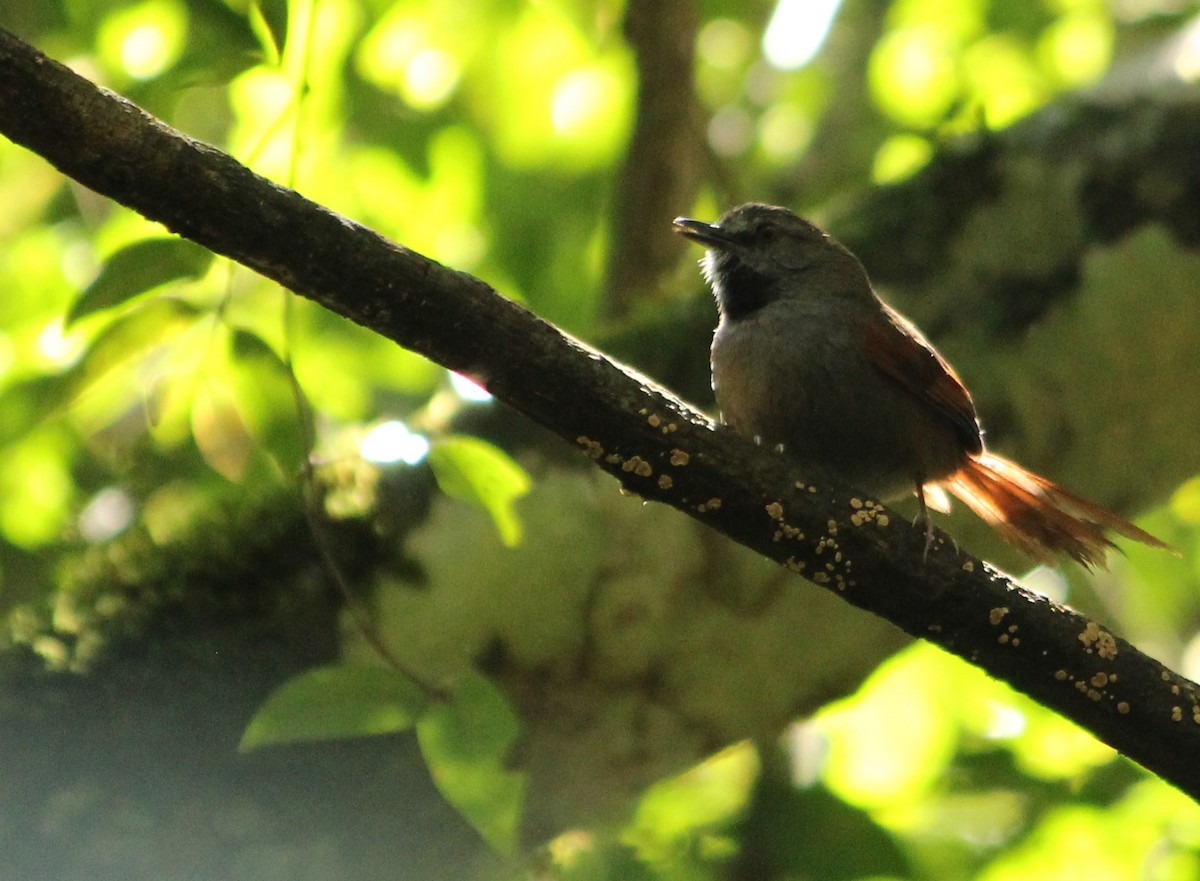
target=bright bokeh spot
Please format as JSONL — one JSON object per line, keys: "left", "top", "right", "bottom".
{"left": 358, "top": 9, "right": 427, "bottom": 84}
{"left": 360, "top": 420, "right": 430, "bottom": 465}
{"left": 818, "top": 644, "right": 957, "bottom": 809}
{"left": 963, "top": 35, "right": 1045, "bottom": 127}
{"left": 450, "top": 372, "right": 492, "bottom": 403}
{"left": 870, "top": 26, "right": 960, "bottom": 127}
{"left": 1171, "top": 17, "right": 1200, "bottom": 83}
{"left": 0, "top": 434, "right": 72, "bottom": 547}
{"left": 708, "top": 106, "right": 755, "bottom": 157}
{"left": 979, "top": 701, "right": 1027, "bottom": 739}
{"left": 1039, "top": 13, "right": 1114, "bottom": 86}
{"left": 405, "top": 48, "right": 456, "bottom": 108}
{"left": 97, "top": 0, "right": 186, "bottom": 80}
{"left": 866, "top": 0, "right": 1096, "bottom": 132}
{"left": 358, "top": 12, "right": 461, "bottom": 109}
{"left": 544, "top": 58, "right": 630, "bottom": 166}
{"left": 405, "top": 48, "right": 460, "bottom": 108}
{"left": 697, "top": 19, "right": 753, "bottom": 70}
{"left": 486, "top": 6, "right": 632, "bottom": 169}
{"left": 763, "top": 0, "right": 844, "bottom": 70}
{"left": 758, "top": 103, "right": 813, "bottom": 161}
{"left": 36, "top": 318, "right": 84, "bottom": 368}
{"left": 551, "top": 65, "right": 623, "bottom": 142}
{"left": 78, "top": 487, "right": 136, "bottom": 543}
{"left": 872, "top": 132, "right": 933, "bottom": 183}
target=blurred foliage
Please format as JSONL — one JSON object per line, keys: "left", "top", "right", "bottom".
{"left": 427, "top": 434, "right": 532, "bottom": 547}
{"left": 2, "top": 0, "right": 1200, "bottom": 879}
{"left": 239, "top": 663, "right": 429, "bottom": 751}
{"left": 244, "top": 663, "right": 525, "bottom": 853}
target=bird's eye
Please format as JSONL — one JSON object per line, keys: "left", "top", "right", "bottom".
{"left": 756, "top": 224, "right": 777, "bottom": 242}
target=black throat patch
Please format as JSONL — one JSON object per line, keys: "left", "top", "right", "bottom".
{"left": 711, "top": 252, "right": 781, "bottom": 322}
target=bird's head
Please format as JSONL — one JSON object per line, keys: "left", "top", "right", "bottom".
{"left": 673, "top": 203, "right": 867, "bottom": 320}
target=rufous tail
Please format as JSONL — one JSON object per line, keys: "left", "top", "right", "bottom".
{"left": 940, "top": 452, "right": 1173, "bottom": 569}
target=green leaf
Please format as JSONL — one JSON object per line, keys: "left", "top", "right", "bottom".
{"left": 1, "top": 298, "right": 200, "bottom": 427}
{"left": 63, "top": 297, "right": 202, "bottom": 401}
{"left": 428, "top": 436, "right": 532, "bottom": 547}
{"left": 228, "top": 328, "right": 309, "bottom": 469}
{"left": 251, "top": 0, "right": 289, "bottom": 58}
{"left": 417, "top": 672, "right": 525, "bottom": 855}
{"left": 239, "top": 664, "right": 428, "bottom": 752}
{"left": 68, "top": 238, "right": 214, "bottom": 326}
{"left": 230, "top": 327, "right": 284, "bottom": 364}
{"left": 734, "top": 778, "right": 910, "bottom": 880}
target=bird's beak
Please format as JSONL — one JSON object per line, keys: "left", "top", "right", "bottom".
{"left": 673, "top": 217, "right": 732, "bottom": 248}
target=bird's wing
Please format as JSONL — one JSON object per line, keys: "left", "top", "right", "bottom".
{"left": 864, "top": 301, "right": 983, "bottom": 455}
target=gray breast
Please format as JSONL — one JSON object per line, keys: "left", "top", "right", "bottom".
{"left": 711, "top": 300, "right": 964, "bottom": 499}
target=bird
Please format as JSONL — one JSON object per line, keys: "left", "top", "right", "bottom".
{"left": 673, "top": 202, "right": 1171, "bottom": 569}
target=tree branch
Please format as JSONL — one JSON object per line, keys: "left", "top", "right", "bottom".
{"left": 2, "top": 28, "right": 1197, "bottom": 798}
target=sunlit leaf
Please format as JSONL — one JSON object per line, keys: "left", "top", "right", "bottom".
{"left": 48, "top": 298, "right": 202, "bottom": 417}
{"left": 67, "top": 238, "right": 214, "bottom": 326}
{"left": 975, "top": 791, "right": 1179, "bottom": 881}
{"left": 226, "top": 328, "right": 309, "bottom": 469}
{"left": 818, "top": 643, "right": 959, "bottom": 808}
{"left": 416, "top": 672, "right": 525, "bottom": 854}
{"left": 192, "top": 380, "right": 254, "bottom": 481}
{"left": 428, "top": 435, "right": 532, "bottom": 547}
{"left": 239, "top": 664, "right": 428, "bottom": 753}
{"left": 1011, "top": 704, "right": 1115, "bottom": 780}
{"left": 630, "top": 743, "right": 759, "bottom": 856}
